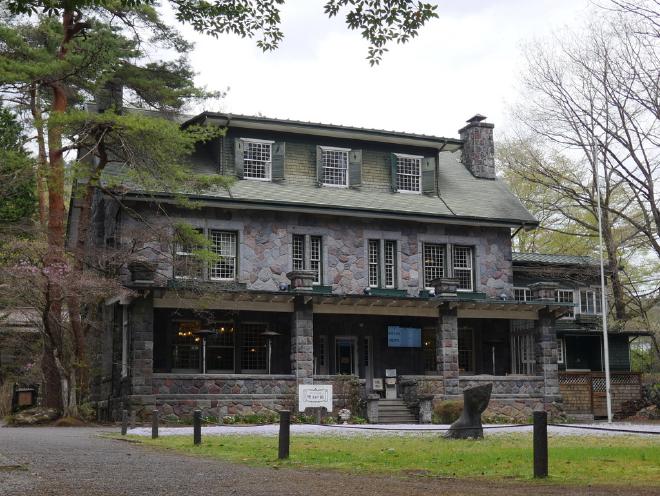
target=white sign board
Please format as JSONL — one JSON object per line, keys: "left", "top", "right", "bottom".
{"left": 298, "top": 384, "right": 333, "bottom": 412}
{"left": 372, "top": 378, "right": 384, "bottom": 391}
{"left": 385, "top": 368, "right": 397, "bottom": 377}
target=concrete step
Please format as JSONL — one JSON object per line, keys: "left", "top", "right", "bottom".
{"left": 377, "top": 399, "right": 418, "bottom": 424}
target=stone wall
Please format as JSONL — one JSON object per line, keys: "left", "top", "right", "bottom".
{"left": 124, "top": 204, "right": 514, "bottom": 298}
{"left": 399, "top": 375, "right": 444, "bottom": 405}
{"left": 483, "top": 399, "right": 564, "bottom": 423}
{"left": 147, "top": 373, "right": 298, "bottom": 420}
{"left": 459, "top": 376, "right": 544, "bottom": 398}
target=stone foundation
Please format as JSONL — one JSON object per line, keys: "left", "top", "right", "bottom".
{"left": 459, "top": 375, "right": 544, "bottom": 397}
{"left": 481, "top": 398, "right": 563, "bottom": 423}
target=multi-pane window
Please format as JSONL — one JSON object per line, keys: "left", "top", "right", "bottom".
{"left": 580, "top": 288, "right": 603, "bottom": 315}
{"left": 243, "top": 140, "right": 272, "bottom": 180}
{"left": 511, "top": 320, "right": 535, "bottom": 375}
{"left": 292, "top": 234, "right": 305, "bottom": 271}
{"left": 368, "top": 240, "right": 380, "bottom": 287}
{"left": 453, "top": 246, "right": 473, "bottom": 291}
{"left": 310, "top": 236, "right": 322, "bottom": 284}
{"left": 291, "top": 234, "right": 322, "bottom": 284}
{"left": 513, "top": 287, "right": 531, "bottom": 302}
{"left": 556, "top": 289, "right": 575, "bottom": 318}
{"left": 172, "top": 322, "right": 201, "bottom": 370}
{"left": 209, "top": 230, "right": 237, "bottom": 280}
{"left": 206, "top": 324, "right": 235, "bottom": 372}
{"left": 422, "top": 328, "right": 436, "bottom": 373}
{"left": 384, "top": 240, "right": 396, "bottom": 288}
{"left": 322, "top": 148, "right": 349, "bottom": 186}
{"left": 458, "top": 327, "right": 474, "bottom": 373}
{"left": 173, "top": 228, "right": 203, "bottom": 279}
{"left": 423, "top": 243, "right": 446, "bottom": 287}
{"left": 240, "top": 323, "right": 267, "bottom": 372}
{"left": 368, "top": 240, "right": 397, "bottom": 288}
{"left": 557, "top": 338, "right": 565, "bottom": 364}
{"left": 396, "top": 154, "right": 422, "bottom": 193}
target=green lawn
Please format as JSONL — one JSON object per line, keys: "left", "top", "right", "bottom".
{"left": 125, "top": 433, "right": 660, "bottom": 486}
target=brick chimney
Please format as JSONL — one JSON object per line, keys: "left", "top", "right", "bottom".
{"left": 458, "top": 114, "right": 495, "bottom": 179}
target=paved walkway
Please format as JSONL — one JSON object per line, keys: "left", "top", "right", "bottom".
{"left": 129, "top": 422, "right": 660, "bottom": 437}
{"left": 1, "top": 426, "right": 658, "bottom": 496}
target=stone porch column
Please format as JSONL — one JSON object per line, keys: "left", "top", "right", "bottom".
{"left": 530, "top": 282, "right": 561, "bottom": 404}
{"left": 291, "top": 295, "right": 314, "bottom": 384}
{"left": 437, "top": 304, "right": 459, "bottom": 398}
{"left": 128, "top": 294, "right": 155, "bottom": 416}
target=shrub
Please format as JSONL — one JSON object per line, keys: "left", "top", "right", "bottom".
{"left": 433, "top": 400, "right": 463, "bottom": 424}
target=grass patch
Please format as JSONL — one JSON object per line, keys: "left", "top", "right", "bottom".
{"left": 123, "top": 433, "right": 660, "bottom": 486}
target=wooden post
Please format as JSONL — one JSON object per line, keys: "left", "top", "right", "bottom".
{"left": 533, "top": 410, "right": 548, "bottom": 478}
{"left": 121, "top": 409, "right": 128, "bottom": 435}
{"left": 193, "top": 409, "right": 202, "bottom": 445}
{"left": 278, "top": 410, "right": 291, "bottom": 459}
{"left": 151, "top": 410, "right": 159, "bottom": 439}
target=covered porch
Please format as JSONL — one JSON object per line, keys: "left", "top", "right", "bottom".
{"left": 112, "top": 283, "right": 571, "bottom": 421}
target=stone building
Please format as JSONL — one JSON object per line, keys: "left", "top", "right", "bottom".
{"left": 72, "top": 112, "right": 641, "bottom": 422}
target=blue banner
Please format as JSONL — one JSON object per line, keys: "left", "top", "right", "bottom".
{"left": 388, "top": 326, "right": 421, "bottom": 347}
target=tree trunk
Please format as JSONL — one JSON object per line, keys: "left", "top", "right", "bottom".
{"left": 601, "top": 210, "right": 627, "bottom": 320}
{"left": 29, "top": 84, "right": 48, "bottom": 227}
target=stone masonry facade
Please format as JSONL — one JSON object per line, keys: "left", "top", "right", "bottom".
{"left": 122, "top": 205, "right": 514, "bottom": 299}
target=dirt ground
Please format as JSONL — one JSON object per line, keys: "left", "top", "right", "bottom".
{"left": 0, "top": 426, "right": 657, "bottom": 496}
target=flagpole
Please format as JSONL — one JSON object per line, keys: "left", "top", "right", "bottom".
{"left": 594, "top": 144, "right": 613, "bottom": 423}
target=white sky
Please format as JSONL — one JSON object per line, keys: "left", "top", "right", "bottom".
{"left": 174, "top": 0, "right": 592, "bottom": 140}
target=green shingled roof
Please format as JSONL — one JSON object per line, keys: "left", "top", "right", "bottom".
{"left": 114, "top": 150, "right": 537, "bottom": 226}
{"left": 512, "top": 252, "right": 600, "bottom": 266}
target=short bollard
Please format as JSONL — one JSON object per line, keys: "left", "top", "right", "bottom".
{"left": 121, "top": 409, "right": 128, "bottom": 436}
{"left": 193, "top": 409, "right": 202, "bottom": 445}
{"left": 278, "top": 410, "right": 290, "bottom": 459}
{"left": 533, "top": 410, "right": 548, "bottom": 478}
{"left": 151, "top": 410, "right": 159, "bottom": 439}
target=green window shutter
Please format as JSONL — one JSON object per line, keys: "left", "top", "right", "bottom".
{"left": 422, "top": 157, "right": 437, "bottom": 195}
{"left": 271, "top": 142, "right": 285, "bottom": 181}
{"left": 390, "top": 153, "right": 399, "bottom": 192}
{"left": 348, "top": 149, "right": 362, "bottom": 188}
{"left": 234, "top": 138, "right": 245, "bottom": 179}
{"left": 316, "top": 145, "right": 323, "bottom": 187}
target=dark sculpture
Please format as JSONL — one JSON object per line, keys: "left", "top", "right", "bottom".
{"left": 444, "top": 383, "right": 492, "bottom": 439}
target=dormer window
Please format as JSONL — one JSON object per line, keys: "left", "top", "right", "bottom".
{"left": 395, "top": 154, "right": 422, "bottom": 193}
{"left": 321, "top": 147, "right": 350, "bottom": 187}
{"left": 242, "top": 139, "right": 273, "bottom": 180}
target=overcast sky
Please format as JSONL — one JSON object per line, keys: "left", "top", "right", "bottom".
{"left": 175, "top": 0, "right": 592, "bottom": 140}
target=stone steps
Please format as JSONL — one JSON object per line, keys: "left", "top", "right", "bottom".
{"left": 377, "top": 399, "right": 417, "bottom": 424}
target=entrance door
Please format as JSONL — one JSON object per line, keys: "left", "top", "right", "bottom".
{"left": 335, "top": 337, "right": 357, "bottom": 375}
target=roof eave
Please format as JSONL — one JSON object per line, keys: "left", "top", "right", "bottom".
{"left": 183, "top": 112, "right": 463, "bottom": 151}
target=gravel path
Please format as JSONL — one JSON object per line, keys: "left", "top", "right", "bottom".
{"left": 1, "top": 426, "right": 658, "bottom": 496}
{"left": 129, "top": 422, "right": 660, "bottom": 437}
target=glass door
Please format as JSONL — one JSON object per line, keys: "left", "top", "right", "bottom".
{"left": 335, "top": 337, "right": 357, "bottom": 375}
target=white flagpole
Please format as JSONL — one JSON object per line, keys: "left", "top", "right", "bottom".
{"left": 594, "top": 145, "right": 613, "bottom": 423}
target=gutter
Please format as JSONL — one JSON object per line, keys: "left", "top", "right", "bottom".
{"left": 118, "top": 191, "right": 539, "bottom": 229}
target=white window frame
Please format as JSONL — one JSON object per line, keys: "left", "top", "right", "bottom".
{"left": 242, "top": 138, "right": 273, "bottom": 181}
{"left": 452, "top": 245, "right": 474, "bottom": 292}
{"left": 557, "top": 337, "right": 565, "bottom": 364}
{"left": 556, "top": 289, "right": 576, "bottom": 319}
{"left": 321, "top": 146, "right": 350, "bottom": 188}
{"left": 292, "top": 234, "right": 305, "bottom": 272}
{"left": 209, "top": 230, "right": 238, "bottom": 281}
{"left": 368, "top": 239, "right": 380, "bottom": 288}
{"left": 173, "top": 227, "right": 203, "bottom": 280}
{"left": 383, "top": 240, "right": 397, "bottom": 288}
{"left": 291, "top": 234, "right": 323, "bottom": 285}
{"left": 423, "top": 242, "right": 446, "bottom": 289}
{"left": 579, "top": 287, "right": 603, "bottom": 315}
{"left": 395, "top": 153, "right": 423, "bottom": 194}
{"left": 513, "top": 287, "right": 531, "bottom": 302}
{"left": 309, "top": 236, "right": 322, "bottom": 285}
